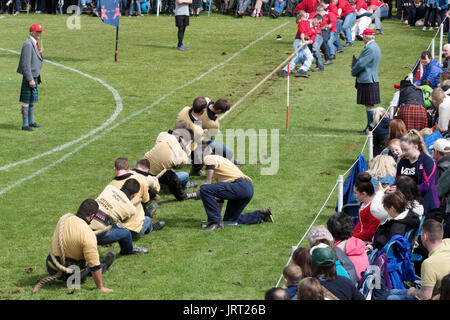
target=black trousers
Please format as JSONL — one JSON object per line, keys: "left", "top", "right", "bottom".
{"left": 158, "top": 170, "right": 187, "bottom": 201}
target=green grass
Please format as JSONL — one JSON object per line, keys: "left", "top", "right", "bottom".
{"left": 0, "top": 11, "right": 435, "bottom": 299}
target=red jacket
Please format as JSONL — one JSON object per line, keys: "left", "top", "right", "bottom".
{"left": 354, "top": 0, "right": 368, "bottom": 12}
{"left": 294, "top": 0, "right": 319, "bottom": 15}
{"left": 353, "top": 202, "right": 381, "bottom": 242}
{"left": 296, "top": 19, "right": 318, "bottom": 42}
{"left": 338, "top": 0, "right": 356, "bottom": 17}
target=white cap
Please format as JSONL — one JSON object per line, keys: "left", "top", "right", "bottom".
{"left": 431, "top": 139, "right": 450, "bottom": 153}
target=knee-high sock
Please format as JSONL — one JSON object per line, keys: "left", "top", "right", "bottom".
{"left": 28, "top": 104, "right": 34, "bottom": 125}
{"left": 22, "top": 105, "right": 29, "bottom": 128}
{"left": 366, "top": 109, "right": 374, "bottom": 129}
{"left": 178, "top": 26, "right": 185, "bottom": 47}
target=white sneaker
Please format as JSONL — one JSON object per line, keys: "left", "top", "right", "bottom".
{"left": 429, "top": 26, "right": 434, "bottom": 31}
{"left": 422, "top": 26, "right": 427, "bottom": 31}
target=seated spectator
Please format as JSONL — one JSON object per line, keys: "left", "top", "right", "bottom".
{"left": 405, "top": 0, "right": 426, "bottom": 27}
{"left": 387, "top": 119, "right": 408, "bottom": 145}
{"left": 370, "top": 106, "right": 392, "bottom": 156}
{"left": 388, "top": 138, "right": 403, "bottom": 163}
{"left": 236, "top": 0, "right": 252, "bottom": 17}
{"left": 396, "top": 104, "right": 428, "bottom": 131}
{"left": 282, "top": 264, "right": 303, "bottom": 299}
{"left": 297, "top": 277, "right": 326, "bottom": 300}
{"left": 270, "top": 0, "right": 287, "bottom": 18}
{"left": 353, "top": 172, "right": 381, "bottom": 242}
{"left": 414, "top": 51, "right": 443, "bottom": 89}
{"left": 252, "top": 0, "right": 269, "bottom": 17}
{"left": 264, "top": 287, "right": 291, "bottom": 300}
{"left": 367, "top": 154, "right": 397, "bottom": 189}
{"left": 310, "top": 243, "right": 365, "bottom": 300}
{"left": 307, "top": 225, "right": 359, "bottom": 284}
{"left": 437, "top": 273, "right": 450, "bottom": 300}
{"left": 291, "top": 247, "right": 313, "bottom": 277}
{"left": 431, "top": 138, "right": 450, "bottom": 181}
{"left": 327, "top": 212, "right": 370, "bottom": 280}
{"left": 397, "top": 129, "right": 440, "bottom": 213}
{"left": 420, "top": 127, "right": 433, "bottom": 139}
{"left": 433, "top": 88, "right": 450, "bottom": 134}
{"left": 372, "top": 190, "right": 420, "bottom": 250}
{"left": 388, "top": 219, "right": 450, "bottom": 300}
{"left": 419, "top": 79, "right": 434, "bottom": 110}
{"left": 442, "top": 44, "right": 450, "bottom": 71}
{"left": 440, "top": 73, "right": 450, "bottom": 91}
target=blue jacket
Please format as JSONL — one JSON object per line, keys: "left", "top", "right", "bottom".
{"left": 352, "top": 40, "right": 381, "bottom": 84}
{"left": 414, "top": 59, "right": 443, "bottom": 88}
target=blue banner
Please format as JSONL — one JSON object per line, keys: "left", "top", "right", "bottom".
{"left": 100, "top": 0, "right": 120, "bottom": 27}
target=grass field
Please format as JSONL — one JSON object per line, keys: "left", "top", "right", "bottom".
{"left": 0, "top": 11, "right": 436, "bottom": 300}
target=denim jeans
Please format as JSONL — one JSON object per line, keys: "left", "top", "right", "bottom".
{"left": 129, "top": 0, "right": 141, "bottom": 15}
{"left": 274, "top": 0, "right": 286, "bottom": 15}
{"left": 209, "top": 140, "right": 234, "bottom": 161}
{"left": 132, "top": 216, "right": 153, "bottom": 239}
{"left": 327, "top": 31, "right": 340, "bottom": 55}
{"left": 372, "top": 6, "right": 388, "bottom": 30}
{"left": 312, "top": 34, "right": 324, "bottom": 68}
{"left": 283, "top": 39, "right": 313, "bottom": 73}
{"left": 386, "top": 289, "right": 417, "bottom": 300}
{"left": 96, "top": 223, "right": 134, "bottom": 255}
{"left": 342, "top": 12, "right": 356, "bottom": 43}
{"left": 175, "top": 170, "right": 189, "bottom": 190}
{"left": 238, "top": 0, "right": 252, "bottom": 12}
{"left": 200, "top": 178, "right": 262, "bottom": 224}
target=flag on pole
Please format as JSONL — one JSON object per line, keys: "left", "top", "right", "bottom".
{"left": 412, "top": 57, "right": 423, "bottom": 83}
{"left": 100, "top": 0, "right": 120, "bottom": 27}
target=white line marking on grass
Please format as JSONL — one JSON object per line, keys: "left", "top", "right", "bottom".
{"left": 0, "top": 48, "right": 123, "bottom": 171}
{"left": 0, "top": 22, "right": 291, "bottom": 196}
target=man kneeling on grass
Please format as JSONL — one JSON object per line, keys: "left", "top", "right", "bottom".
{"left": 199, "top": 149, "right": 273, "bottom": 232}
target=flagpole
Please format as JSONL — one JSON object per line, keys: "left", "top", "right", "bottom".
{"left": 115, "top": 25, "right": 119, "bottom": 62}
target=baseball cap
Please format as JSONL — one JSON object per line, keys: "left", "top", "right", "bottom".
{"left": 431, "top": 138, "right": 450, "bottom": 153}
{"left": 310, "top": 243, "right": 336, "bottom": 267}
{"left": 29, "top": 24, "right": 45, "bottom": 32}
{"left": 362, "top": 28, "right": 375, "bottom": 36}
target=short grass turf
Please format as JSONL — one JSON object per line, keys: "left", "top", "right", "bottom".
{"left": 0, "top": 12, "right": 435, "bottom": 299}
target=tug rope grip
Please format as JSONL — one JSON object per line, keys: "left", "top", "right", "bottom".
{"left": 32, "top": 214, "right": 76, "bottom": 294}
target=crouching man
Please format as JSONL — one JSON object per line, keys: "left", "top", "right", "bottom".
{"left": 199, "top": 151, "right": 274, "bottom": 231}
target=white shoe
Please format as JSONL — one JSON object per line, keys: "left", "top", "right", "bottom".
{"left": 429, "top": 26, "right": 434, "bottom": 31}
{"left": 422, "top": 26, "right": 427, "bottom": 31}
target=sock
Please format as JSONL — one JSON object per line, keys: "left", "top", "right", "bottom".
{"left": 366, "top": 109, "right": 374, "bottom": 129}
{"left": 22, "top": 105, "right": 29, "bottom": 128}
{"left": 28, "top": 104, "right": 34, "bottom": 125}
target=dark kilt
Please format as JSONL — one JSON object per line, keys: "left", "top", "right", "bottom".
{"left": 356, "top": 82, "right": 380, "bottom": 106}
{"left": 19, "top": 76, "right": 38, "bottom": 103}
{"left": 192, "top": 0, "right": 202, "bottom": 9}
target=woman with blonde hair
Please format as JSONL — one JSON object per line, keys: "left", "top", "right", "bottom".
{"left": 367, "top": 154, "right": 396, "bottom": 189}
{"left": 396, "top": 129, "right": 439, "bottom": 212}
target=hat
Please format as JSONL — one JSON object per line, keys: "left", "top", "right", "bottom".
{"left": 29, "top": 24, "right": 45, "bottom": 32}
{"left": 431, "top": 139, "right": 450, "bottom": 153}
{"left": 310, "top": 243, "right": 336, "bottom": 267}
{"left": 362, "top": 28, "right": 375, "bottom": 36}
{"left": 307, "top": 225, "right": 334, "bottom": 246}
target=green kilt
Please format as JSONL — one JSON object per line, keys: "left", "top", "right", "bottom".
{"left": 19, "top": 76, "right": 38, "bottom": 103}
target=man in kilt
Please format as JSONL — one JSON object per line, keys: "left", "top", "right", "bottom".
{"left": 17, "top": 24, "right": 45, "bottom": 131}
{"left": 351, "top": 28, "right": 381, "bottom": 134}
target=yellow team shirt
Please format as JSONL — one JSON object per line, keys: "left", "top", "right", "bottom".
{"left": 90, "top": 184, "right": 136, "bottom": 234}
{"left": 204, "top": 155, "right": 252, "bottom": 183}
{"left": 145, "top": 131, "right": 190, "bottom": 176}
{"left": 50, "top": 214, "right": 100, "bottom": 269}
{"left": 420, "top": 238, "right": 450, "bottom": 295}
{"left": 198, "top": 106, "right": 220, "bottom": 142}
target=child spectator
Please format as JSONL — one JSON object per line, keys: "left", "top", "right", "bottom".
{"left": 388, "top": 138, "right": 403, "bottom": 163}
{"left": 367, "top": 154, "right": 397, "bottom": 189}
{"left": 327, "top": 212, "right": 370, "bottom": 280}
{"left": 292, "top": 247, "right": 313, "bottom": 277}
{"left": 252, "top": 0, "right": 269, "bottom": 17}
{"left": 297, "top": 277, "right": 325, "bottom": 300}
{"left": 282, "top": 264, "right": 303, "bottom": 299}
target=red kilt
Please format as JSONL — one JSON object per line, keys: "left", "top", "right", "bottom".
{"left": 396, "top": 104, "right": 428, "bottom": 131}
{"left": 356, "top": 82, "right": 380, "bottom": 106}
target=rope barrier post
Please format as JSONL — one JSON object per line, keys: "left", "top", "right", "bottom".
{"left": 390, "top": 105, "right": 395, "bottom": 119}
{"left": 440, "top": 23, "right": 444, "bottom": 65}
{"left": 432, "top": 38, "right": 435, "bottom": 59}
{"left": 286, "top": 63, "right": 290, "bottom": 131}
{"left": 368, "top": 130, "right": 373, "bottom": 161}
{"left": 157, "top": 0, "right": 160, "bottom": 16}
{"left": 337, "top": 175, "right": 344, "bottom": 213}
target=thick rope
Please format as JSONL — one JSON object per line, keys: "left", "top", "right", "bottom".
{"left": 32, "top": 214, "right": 76, "bottom": 294}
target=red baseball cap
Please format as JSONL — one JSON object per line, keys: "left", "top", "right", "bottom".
{"left": 362, "top": 28, "right": 375, "bottom": 36}
{"left": 29, "top": 24, "right": 45, "bottom": 32}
